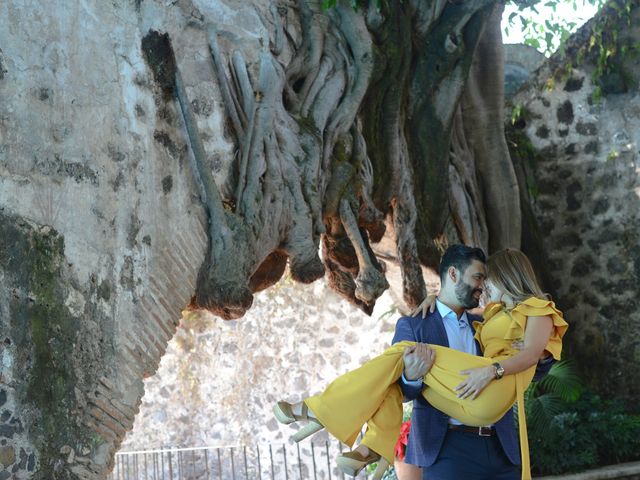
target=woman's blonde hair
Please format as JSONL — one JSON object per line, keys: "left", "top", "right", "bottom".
{"left": 487, "top": 249, "right": 548, "bottom": 304}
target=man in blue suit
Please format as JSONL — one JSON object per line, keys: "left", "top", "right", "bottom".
{"left": 395, "top": 244, "right": 553, "bottom": 480}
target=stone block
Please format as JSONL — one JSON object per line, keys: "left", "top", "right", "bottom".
{"left": 0, "top": 447, "right": 15, "bottom": 467}
{"left": 556, "top": 100, "right": 574, "bottom": 124}
{"left": 575, "top": 121, "right": 597, "bottom": 136}
{"left": 563, "top": 76, "right": 584, "bottom": 92}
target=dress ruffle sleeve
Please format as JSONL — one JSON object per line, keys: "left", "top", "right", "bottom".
{"left": 506, "top": 296, "right": 568, "bottom": 360}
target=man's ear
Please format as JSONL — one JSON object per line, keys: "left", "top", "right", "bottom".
{"left": 448, "top": 266, "right": 458, "bottom": 284}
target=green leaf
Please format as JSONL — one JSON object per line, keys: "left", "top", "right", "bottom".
{"left": 511, "top": 103, "right": 524, "bottom": 124}
{"left": 322, "top": 0, "right": 337, "bottom": 10}
{"left": 526, "top": 392, "right": 566, "bottom": 433}
{"left": 520, "top": 359, "right": 585, "bottom": 441}
{"left": 545, "top": 32, "right": 554, "bottom": 50}
{"left": 378, "top": 304, "right": 398, "bottom": 323}
{"left": 525, "top": 38, "right": 541, "bottom": 49}
{"left": 538, "top": 360, "right": 584, "bottom": 402}
{"left": 520, "top": 16, "right": 528, "bottom": 29}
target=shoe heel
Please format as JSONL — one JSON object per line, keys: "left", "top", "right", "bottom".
{"left": 371, "top": 458, "right": 389, "bottom": 480}
{"left": 291, "top": 421, "right": 323, "bottom": 442}
{"left": 273, "top": 402, "right": 295, "bottom": 425}
{"left": 336, "top": 450, "right": 382, "bottom": 477}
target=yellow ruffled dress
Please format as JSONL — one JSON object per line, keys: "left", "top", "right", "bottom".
{"left": 305, "top": 297, "right": 568, "bottom": 480}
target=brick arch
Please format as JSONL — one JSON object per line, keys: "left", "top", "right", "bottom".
{"left": 82, "top": 222, "right": 209, "bottom": 475}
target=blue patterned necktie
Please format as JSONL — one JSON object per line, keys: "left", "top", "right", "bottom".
{"left": 458, "top": 318, "right": 468, "bottom": 330}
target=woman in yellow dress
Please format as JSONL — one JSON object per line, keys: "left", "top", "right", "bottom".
{"left": 274, "top": 249, "right": 568, "bottom": 480}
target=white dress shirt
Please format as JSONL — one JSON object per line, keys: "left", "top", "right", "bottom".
{"left": 434, "top": 299, "right": 479, "bottom": 425}
{"left": 436, "top": 299, "right": 477, "bottom": 356}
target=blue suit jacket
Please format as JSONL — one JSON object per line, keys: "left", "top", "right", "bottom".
{"left": 393, "top": 310, "right": 553, "bottom": 468}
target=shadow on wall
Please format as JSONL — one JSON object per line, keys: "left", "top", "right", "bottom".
{"left": 507, "top": 57, "right": 640, "bottom": 404}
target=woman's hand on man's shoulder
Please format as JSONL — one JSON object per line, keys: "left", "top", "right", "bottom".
{"left": 411, "top": 293, "right": 438, "bottom": 318}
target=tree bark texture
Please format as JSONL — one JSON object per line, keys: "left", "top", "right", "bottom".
{"left": 141, "top": 0, "right": 522, "bottom": 318}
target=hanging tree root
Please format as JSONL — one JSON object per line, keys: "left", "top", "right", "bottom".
{"left": 339, "top": 198, "right": 388, "bottom": 303}
{"left": 448, "top": 105, "right": 489, "bottom": 250}
{"left": 459, "top": 3, "right": 521, "bottom": 251}
{"left": 140, "top": 30, "right": 254, "bottom": 319}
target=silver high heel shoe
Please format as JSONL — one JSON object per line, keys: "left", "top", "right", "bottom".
{"left": 336, "top": 450, "right": 390, "bottom": 479}
{"left": 273, "top": 401, "right": 324, "bottom": 442}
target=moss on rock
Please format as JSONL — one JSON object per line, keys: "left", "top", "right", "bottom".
{"left": 0, "top": 213, "right": 103, "bottom": 479}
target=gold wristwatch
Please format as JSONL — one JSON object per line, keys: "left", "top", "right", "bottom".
{"left": 492, "top": 362, "right": 505, "bottom": 379}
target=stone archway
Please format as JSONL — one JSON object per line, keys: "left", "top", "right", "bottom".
{"left": 1, "top": 205, "right": 208, "bottom": 479}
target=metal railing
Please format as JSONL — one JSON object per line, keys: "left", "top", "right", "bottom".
{"left": 110, "top": 441, "right": 378, "bottom": 480}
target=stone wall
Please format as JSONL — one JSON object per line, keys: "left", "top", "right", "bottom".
{"left": 0, "top": 0, "right": 243, "bottom": 477}
{"left": 510, "top": 24, "right": 640, "bottom": 401}
{"left": 121, "top": 279, "right": 399, "bottom": 450}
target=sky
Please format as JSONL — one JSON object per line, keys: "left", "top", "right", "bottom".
{"left": 502, "top": 1, "right": 601, "bottom": 53}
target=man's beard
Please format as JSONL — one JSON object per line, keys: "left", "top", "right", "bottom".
{"left": 455, "top": 280, "right": 483, "bottom": 309}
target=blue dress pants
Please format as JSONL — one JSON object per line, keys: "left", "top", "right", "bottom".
{"left": 422, "top": 430, "right": 520, "bottom": 480}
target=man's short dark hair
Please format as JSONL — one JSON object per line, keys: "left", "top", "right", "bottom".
{"left": 438, "top": 244, "right": 487, "bottom": 281}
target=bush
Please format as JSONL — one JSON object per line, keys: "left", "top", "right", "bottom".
{"left": 530, "top": 391, "right": 640, "bottom": 475}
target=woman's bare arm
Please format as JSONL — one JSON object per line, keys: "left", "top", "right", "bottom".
{"left": 456, "top": 315, "right": 553, "bottom": 399}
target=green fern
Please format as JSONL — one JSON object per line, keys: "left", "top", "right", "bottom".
{"left": 536, "top": 359, "right": 583, "bottom": 402}
{"left": 519, "top": 359, "right": 583, "bottom": 435}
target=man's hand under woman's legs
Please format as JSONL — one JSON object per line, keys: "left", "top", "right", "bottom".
{"left": 403, "top": 344, "right": 435, "bottom": 381}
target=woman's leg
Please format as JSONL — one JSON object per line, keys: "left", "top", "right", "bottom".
{"left": 358, "top": 382, "right": 404, "bottom": 463}
{"left": 305, "top": 341, "right": 413, "bottom": 448}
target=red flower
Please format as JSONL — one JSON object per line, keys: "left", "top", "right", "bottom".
{"left": 394, "top": 420, "right": 411, "bottom": 461}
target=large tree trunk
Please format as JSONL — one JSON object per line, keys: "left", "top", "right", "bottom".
{"left": 174, "top": 0, "right": 520, "bottom": 318}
